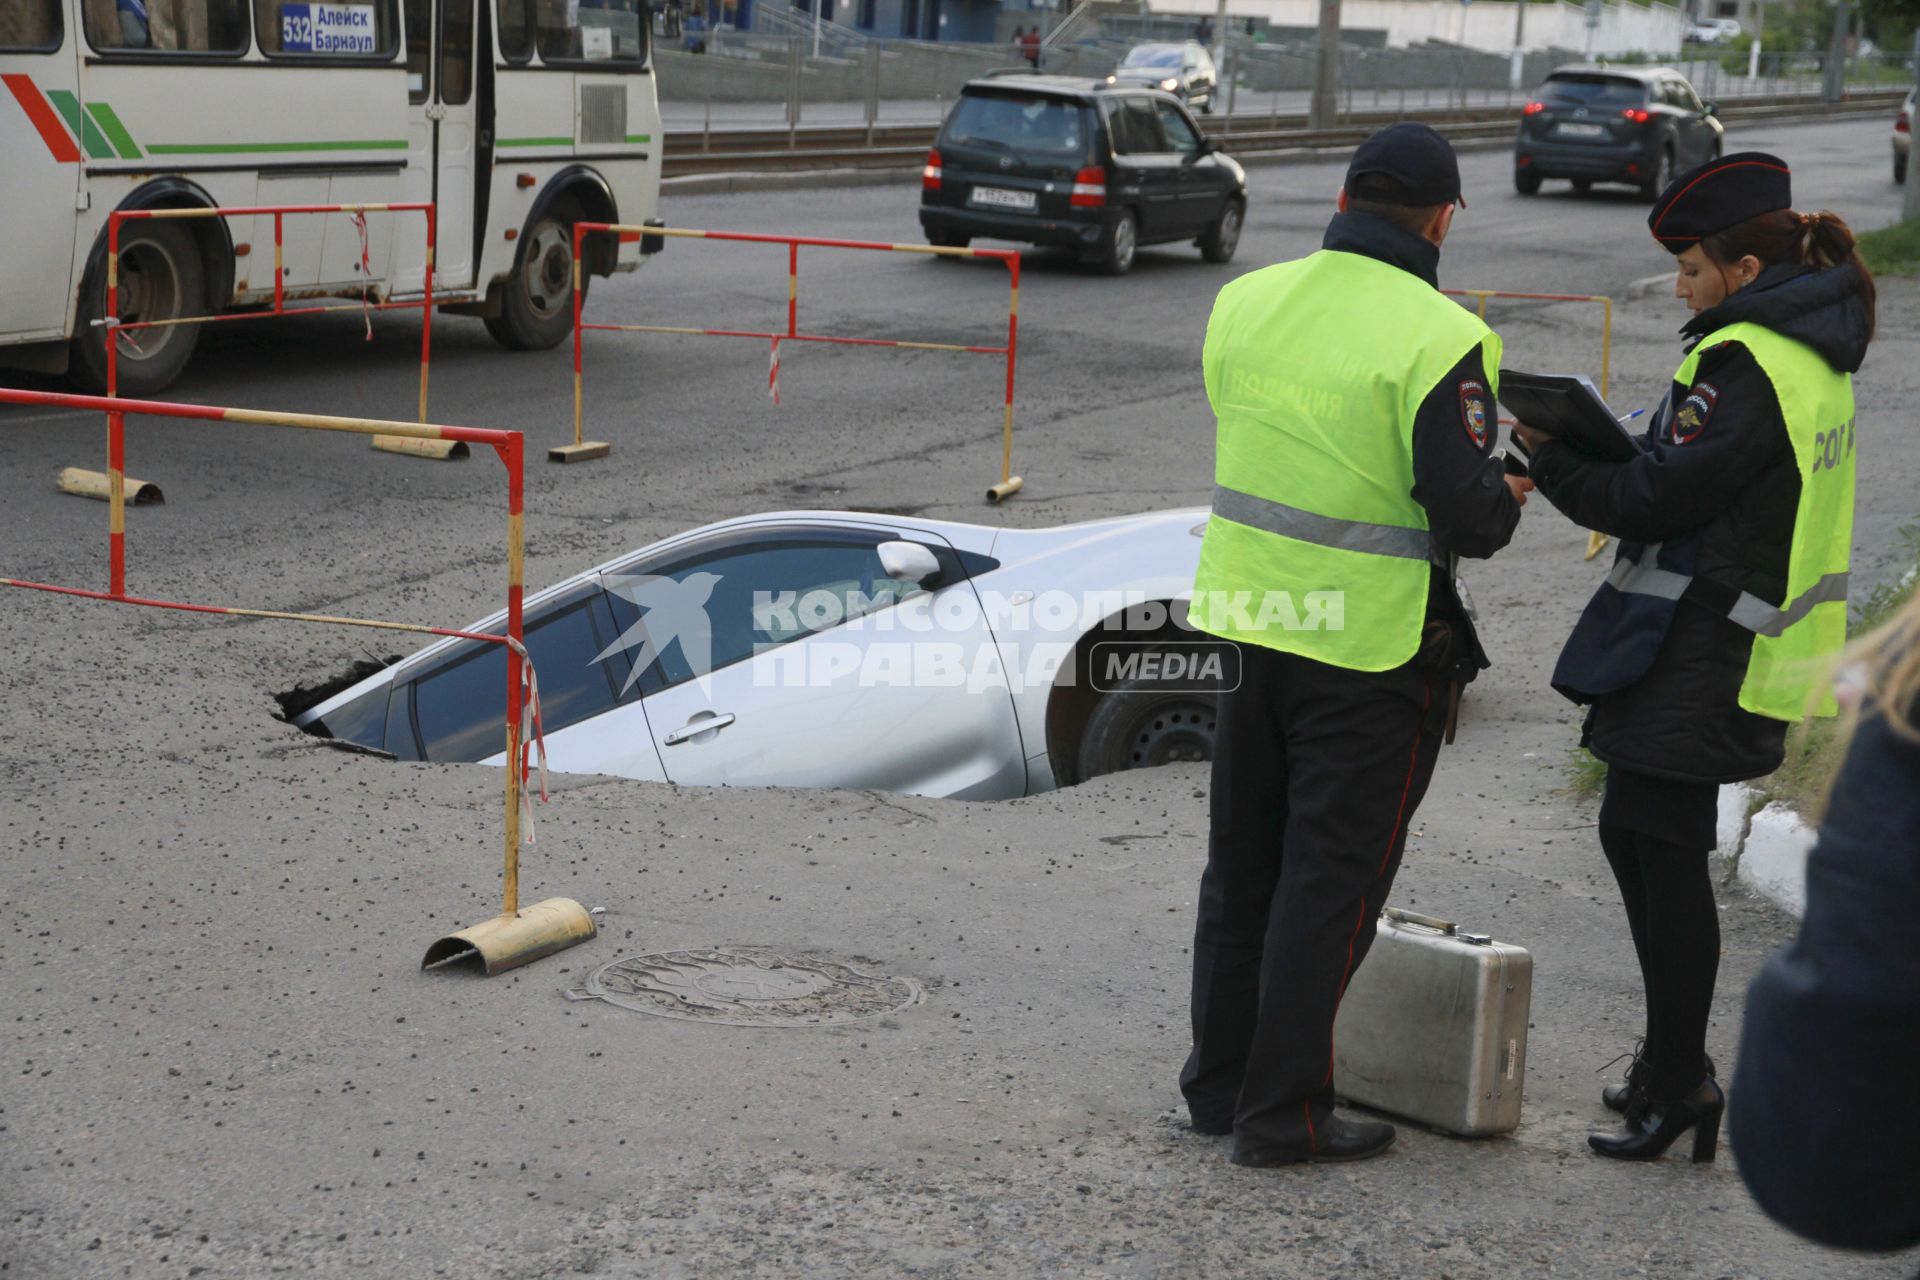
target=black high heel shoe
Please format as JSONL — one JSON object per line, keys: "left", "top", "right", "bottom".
{"left": 1600, "top": 1047, "right": 1715, "bottom": 1116}
{"left": 1589, "top": 1077, "right": 1725, "bottom": 1163}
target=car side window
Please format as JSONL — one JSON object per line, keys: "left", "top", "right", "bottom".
{"left": 1155, "top": 101, "right": 1200, "bottom": 154}
{"left": 1108, "top": 98, "right": 1167, "bottom": 155}
{"left": 407, "top": 591, "right": 625, "bottom": 762}
{"left": 1676, "top": 81, "right": 1704, "bottom": 112}
{"left": 603, "top": 531, "right": 931, "bottom": 695}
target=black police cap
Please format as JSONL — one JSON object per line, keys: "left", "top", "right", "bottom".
{"left": 1345, "top": 123, "right": 1464, "bottom": 208}
{"left": 1648, "top": 152, "right": 1792, "bottom": 253}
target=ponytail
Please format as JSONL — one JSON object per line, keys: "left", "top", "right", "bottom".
{"left": 1700, "top": 208, "right": 1877, "bottom": 340}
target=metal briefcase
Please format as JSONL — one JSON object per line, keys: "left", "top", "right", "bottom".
{"left": 1331, "top": 906, "right": 1533, "bottom": 1137}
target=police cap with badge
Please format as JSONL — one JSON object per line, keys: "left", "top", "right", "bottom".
{"left": 1647, "top": 152, "right": 1792, "bottom": 252}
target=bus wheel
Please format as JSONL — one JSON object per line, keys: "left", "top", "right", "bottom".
{"left": 72, "top": 222, "right": 204, "bottom": 395}
{"left": 486, "top": 214, "right": 579, "bottom": 350}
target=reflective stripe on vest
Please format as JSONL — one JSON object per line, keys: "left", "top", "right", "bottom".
{"left": 1607, "top": 543, "right": 1851, "bottom": 638}
{"left": 1672, "top": 321, "right": 1854, "bottom": 718}
{"left": 1211, "top": 485, "right": 1438, "bottom": 563}
{"left": 1191, "top": 248, "right": 1499, "bottom": 672}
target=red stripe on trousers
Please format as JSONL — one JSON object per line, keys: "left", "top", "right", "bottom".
{"left": 1308, "top": 679, "right": 1433, "bottom": 1151}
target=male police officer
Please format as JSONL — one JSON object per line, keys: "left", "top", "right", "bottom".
{"left": 1181, "top": 124, "right": 1532, "bottom": 1166}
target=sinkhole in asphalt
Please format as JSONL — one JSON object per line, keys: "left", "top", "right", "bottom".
{"left": 564, "top": 945, "right": 922, "bottom": 1027}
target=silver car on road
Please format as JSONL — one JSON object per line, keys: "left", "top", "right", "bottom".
{"left": 288, "top": 508, "right": 1221, "bottom": 799}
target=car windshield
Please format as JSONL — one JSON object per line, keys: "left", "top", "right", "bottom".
{"left": 1122, "top": 46, "right": 1181, "bottom": 68}
{"left": 945, "top": 94, "right": 1088, "bottom": 159}
{"left": 1541, "top": 76, "right": 1647, "bottom": 107}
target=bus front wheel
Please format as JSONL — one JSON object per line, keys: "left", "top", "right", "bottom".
{"left": 486, "top": 214, "right": 580, "bottom": 351}
{"left": 72, "top": 222, "right": 205, "bottom": 395}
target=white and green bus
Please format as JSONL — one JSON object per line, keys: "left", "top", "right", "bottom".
{"left": 0, "top": 0, "right": 661, "bottom": 393}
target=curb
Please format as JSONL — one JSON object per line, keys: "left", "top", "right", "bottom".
{"left": 1715, "top": 782, "right": 1815, "bottom": 918}
{"left": 1626, "top": 271, "right": 1676, "bottom": 299}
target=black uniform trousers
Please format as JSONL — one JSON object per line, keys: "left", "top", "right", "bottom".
{"left": 1181, "top": 639, "right": 1447, "bottom": 1157}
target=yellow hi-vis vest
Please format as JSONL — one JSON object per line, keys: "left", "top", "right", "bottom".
{"left": 1648, "top": 322, "right": 1854, "bottom": 719}
{"left": 1190, "top": 249, "right": 1500, "bottom": 671}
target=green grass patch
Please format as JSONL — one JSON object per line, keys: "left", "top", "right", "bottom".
{"left": 1565, "top": 747, "right": 1608, "bottom": 802}
{"left": 1858, "top": 218, "right": 1920, "bottom": 277}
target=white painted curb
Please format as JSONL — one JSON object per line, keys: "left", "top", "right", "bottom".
{"left": 1715, "top": 783, "right": 1815, "bottom": 918}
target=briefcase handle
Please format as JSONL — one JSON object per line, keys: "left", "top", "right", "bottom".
{"left": 1382, "top": 907, "right": 1457, "bottom": 935}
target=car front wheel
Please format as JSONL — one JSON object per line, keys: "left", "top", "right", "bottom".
{"left": 1200, "top": 198, "right": 1243, "bottom": 263}
{"left": 72, "top": 221, "right": 204, "bottom": 395}
{"left": 1076, "top": 677, "right": 1218, "bottom": 782}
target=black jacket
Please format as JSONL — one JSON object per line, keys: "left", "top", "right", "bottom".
{"left": 1321, "top": 212, "right": 1523, "bottom": 674}
{"left": 1730, "top": 696, "right": 1920, "bottom": 1252}
{"left": 1528, "top": 264, "right": 1871, "bottom": 783}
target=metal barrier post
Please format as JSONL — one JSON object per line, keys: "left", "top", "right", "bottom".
{"left": 0, "top": 387, "right": 593, "bottom": 975}
{"left": 569, "top": 224, "right": 1024, "bottom": 498}
{"left": 550, "top": 222, "right": 611, "bottom": 462}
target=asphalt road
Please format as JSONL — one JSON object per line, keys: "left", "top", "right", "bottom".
{"left": 3, "top": 114, "right": 1918, "bottom": 1278}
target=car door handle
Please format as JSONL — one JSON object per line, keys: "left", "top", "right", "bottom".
{"left": 663, "top": 712, "right": 735, "bottom": 745}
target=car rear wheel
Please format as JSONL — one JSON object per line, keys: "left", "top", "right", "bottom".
{"left": 927, "top": 230, "right": 972, "bottom": 250}
{"left": 1640, "top": 146, "right": 1675, "bottom": 202}
{"left": 1571, "top": 178, "right": 1593, "bottom": 192}
{"left": 1095, "top": 210, "right": 1137, "bottom": 276}
{"left": 1076, "top": 677, "right": 1218, "bottom": 782}
{"left": 485, "top": 211, "right": 580, "bottom": 351}
{"left": 72, "top": 221, "right": 204, "bottom": 396}
{"left": 1514, "top": 171, "right": 1542, "bottom": 196}
{"left": 1200, "top": 198, "right": 1243, "bottom": 264}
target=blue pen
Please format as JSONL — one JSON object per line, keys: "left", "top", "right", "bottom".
{"left": 1619, "top": 409, "right": 1646, "bottom": 423}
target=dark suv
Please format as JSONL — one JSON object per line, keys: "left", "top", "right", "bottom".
{"left": 1514, "top": 66, "right": 1723, "bottom": 199}
{"left": 919, "top": 75, "right": 1247, "bottom": 275}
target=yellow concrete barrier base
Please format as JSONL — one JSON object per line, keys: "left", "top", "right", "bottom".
{"left": 57, "top": 467, "right": 163, "bottom": 504}
{"left": 421, "top": 897, "right": 597, "bottom": 976}
{"left": 372, "top": 435, "right": 469, "bottom": 461}
{"left": 986, "top": 475, "right": 1024, "bottom": 504}
{"left": 548, "top": 440, "right": 611, "bottom": 464}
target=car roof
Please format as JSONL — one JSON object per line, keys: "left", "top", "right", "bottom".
{"left": 1546, "top": 63, "right": 1682, "bottom": 82}
{"left": 962, "top": 73, "right": 1177, "bottom": 103}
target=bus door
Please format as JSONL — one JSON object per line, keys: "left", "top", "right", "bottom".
{"left": 402, "top": 0, "right": 478, "bottom": 291}
{"left": 0, "top": 3, "right": 84, "bottom": 341}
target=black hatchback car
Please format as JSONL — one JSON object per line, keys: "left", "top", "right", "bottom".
{"left": 919, "top": 75, "right": 1247, "bottom": 275}
{"left": 1514, "top": 66, "right": 1723, "bottom": 199}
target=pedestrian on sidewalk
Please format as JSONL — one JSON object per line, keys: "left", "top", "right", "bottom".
{"left": 1513, "top": 153, "right": 1874, "bottom": 1165}
{"left": 1181, "top": 123, "right": 1531, "bottom": 1167}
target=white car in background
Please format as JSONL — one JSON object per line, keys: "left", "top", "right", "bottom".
{"left": 286, "top": 509, "right": 1222, "bottom": 799}
{"left": 1687, "top": 17, "right": 1742, "bottom": 44}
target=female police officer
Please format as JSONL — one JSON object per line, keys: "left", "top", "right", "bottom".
{"left": 1512, "top": 153, "right": 1874, "bottom": 1163}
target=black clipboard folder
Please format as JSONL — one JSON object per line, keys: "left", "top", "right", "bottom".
{"left": 1497, "top": 372, "right": 1642, "bottom": 466}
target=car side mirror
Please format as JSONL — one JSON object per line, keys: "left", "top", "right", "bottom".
{"left": 1702, "top": 100, "right": 1718, "bottom": 116}
{"left": 878, "top": 541, "right": 943, "bottom": 586}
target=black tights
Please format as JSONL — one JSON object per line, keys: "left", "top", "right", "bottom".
{"left": 1599, "top": 823, "right": 1721, "bottom": 1101}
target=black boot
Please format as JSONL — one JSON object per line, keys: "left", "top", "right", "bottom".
{"left": 1600, "top": 1048, "right": 1716, "bottom": 1116}
{"left": 1588, "top": 1077, "right": 1724, "bottom": 1163}
{"left": 1231, "top": 1114, "right": 1396, "bottom": 1167}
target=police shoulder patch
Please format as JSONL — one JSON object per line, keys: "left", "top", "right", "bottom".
{"left": 1458, "top": 379, "right": 1491, "bottom": 449}
{"left": 1670, "top": 381, "right": 1718, "bottom": 445}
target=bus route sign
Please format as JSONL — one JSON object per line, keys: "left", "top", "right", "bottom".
{"left": 281, "top": 2, "right": 377, "bottom": 53}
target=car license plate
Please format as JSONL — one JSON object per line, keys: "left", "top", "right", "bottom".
{"left": 1555, "top": 122, "right": 1607, "bottom": 138}
{"left": 969, "top": 186, "right": 1036, "bottom": 211}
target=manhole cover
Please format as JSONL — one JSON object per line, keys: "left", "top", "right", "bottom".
{"left": 565, "top": 945, "right": 921, "bottom": 1027}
